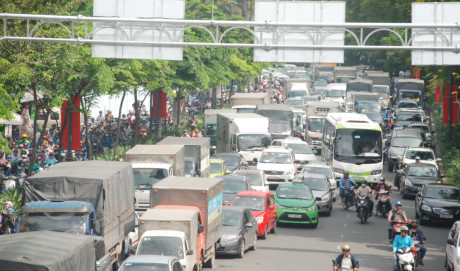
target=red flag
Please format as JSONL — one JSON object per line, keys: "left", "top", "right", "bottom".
{"left": 417, "top": 70, "right": 421, "bottom": 79}
{"left": 61, "top": 95, "right": 81, "bottom": 150}
{"left": 152, "top": 90, "right": 167, "bottom": 118}
{"left": 435, "top": 86, "right": 440, "bottom": 103}
{"left": 442, "top": 84, "right": 459, "bottom": 125}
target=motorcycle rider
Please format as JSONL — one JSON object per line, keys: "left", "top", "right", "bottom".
{"left": 339, "top": 172, "right": 357, "bottom": 204}
{"left": 409, "top": 219, "right": 426, "bottom": 266}
{"left": 333, "top": 244, "right": 359, "bottom": 271}
{"left": 393, "top": 226, "right": 414, "bottom": 271}
{"left": 393, "top": 156, "right": 405, "bottom": 188}
{"left": 355, "top": 180, "right": 374, "bottom": 217}
{"left": 374, "top": 177, "right": 392, "bottom": 214}
{"left": 387, "top": 201, "right": 408, "bottom": 241}
{"left": 0, "top": 201, "right": 15, "bottom": 234}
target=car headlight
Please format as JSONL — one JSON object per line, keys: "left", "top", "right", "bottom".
{"left": 306, "top": 206, "right": 317, "bottom": 211}
{"left": 321, "top": 195, "right": 330, "bottom": 201}
{"left": 421, "top": 205, "right": 432, "bottom": 212}
{"left": 404, "top": 179, "right": 413, "bottom": 186}
{"left": 276, "top": 203, "right": 286, "bottom": 209}
{"left": 256, "top": 216, "right": 264, "bottom": 224}
{"left": 370, "top": 170, "right": 382, "bottom": 175}
{"left": 333, "top": 168, "right": 345, "bottom": 174}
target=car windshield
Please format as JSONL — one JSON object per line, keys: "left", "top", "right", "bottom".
{"left": 216, "top": 156, "right": 238, "bottom": 167}
{"left": 301, "top": 167, "right": 333, "bottom": 178}
{"left": 231, "top": 196, "right": 265, "bottom": 211}
{"left": 236, "top": 107, "right": 256, "bottom": 113}
{"left": 137, "top": 236, "right": 184, "bottom": 259}
{"left": 210, "top": 162, "right": 223, "bottom": 173}
{"left": 206, "top": 124, "right": 217, "bottom": 136}
{"left": 224, "top": 181, "right": 247, "bottom": 193}
{"left": 325, "top": 89, "right": 345, "bottom": 98}
{"left": 398, "top": 102, "right": 418, "bottom": 109}
{"left": 119, "top": 263, "right": 169, "bottom": 271}
{"left": 407, "top": 165, "right": 438, "bottom": 177}
{"left": 391, "top": 137, "right": 423, "bottom": 148}
{"left": 18, "top": 212, "right": 89, "bottom": 234}
{"left": 312, "top": 88, "right": 326, "bottom": 96}
{"left": 259, "top": 151, "right": 292, "bottom": 164}
{"left": 285, "top": 143, "right": 314, "bottom": 154}
{"left": 405, "top": 150, "right": 434, "bottom": 160}
{"left": 308, "top": 118, "right": 325, "bottom": 132}
{"left": 297, "top": 177, "right": 328, "bottom": 191}
{"left": 222, "top": 211, "right": 243, "bottom": 227}
{"left": 355, "top": 101, "right": 380, "bottom": 112}
{"left": 235, "top": 173, "right": 263, "bottom": 186}
{"left": 269, "top": 121, "right": 291, "bottom": 133}
{"left": 314, "top": 80, "right": 328, "bottom": 87}
{"left": 276, "top": 186, "right": 313, "bottom": 200}
{"left": 133, "top": 168, "right": 168, "bottom": 189}
{"left": 237, "top": 134, "right": 271, "bottom": 151}
{"left": 286, "top": 99, "right": 304, "bottom": 106}
{"left": 334, "top": 129, "right": 382, "bottom": 164}
{"left": 396, "top": 113, "right": 422, "bottom": 122}
{"left": 290, "top": 91, "right": 307, "bottom": 98}
{"left": 424, "top": 187, "right": 460, "bottom": 200}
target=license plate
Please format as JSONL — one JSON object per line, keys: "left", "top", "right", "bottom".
{"left": 288, "top": 214, "right": 302, "bottom": 218}
{"left": 440, "top": 214, "right": 453, "bottom": 219}
{"left": 353, "top": 176, "right": 364, "bottom": 180}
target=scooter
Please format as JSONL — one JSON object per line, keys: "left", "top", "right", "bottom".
{"left": 391, "top": 219, "right": 407, "bottom": 243}
{"left": 394, "top": 247, "right": 415, "bottom": 271}
{"left": 411, "top": 239, "right": 421, "bottom": 267}
{"left": 342, "top": 188, "right": 356, "bottom": 210}
{"left": 332, "top": 259, "right": 350, "bottom": 271}
{"left": 376, "top": 188, "right": 391, "bottom": 217}
{"left": 394, "top": 169, "right": 404, "bottom": 190}
{"left": 356, "top": 195, "right": 370, "bottom": 224}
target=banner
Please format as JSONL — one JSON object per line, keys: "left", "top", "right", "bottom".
{"left": 151, "top": 90, "right": 167, "bottom": 118}
{"left": 442, "top": 84, "right": 459, "bottom": 125}
{"left": 61, "top": 95, "right": 82, "bottom": 150}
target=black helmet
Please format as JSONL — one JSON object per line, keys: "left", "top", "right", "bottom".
{"left": 380, "top": 177, "right": 385, "bottom": 182}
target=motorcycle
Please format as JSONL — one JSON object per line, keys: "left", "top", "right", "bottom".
{"left": 391, "top": 219, "right": 407, "bottom": 243}
{"left": 376, "top": 187, "right": 391, "bottom": 217}
{"left": 394, "top": 247, "right": 415, "bottom": 271}
{"left": 411, "top": 238, "right": 421, "bottom": 267}
{"left": 356, "top": 195, "right": 371, "bottom": 224}
{"left": 138, "top": 128, "right": 148, "bottom": 139}
{"left": 394, "top": 169, "right": 404, "bottom": 190}
{"left": 342, "top": 188, "right": 356, "bottom": 210}
{"left": 332, "top": 259, "right": 350, "bottom": 271}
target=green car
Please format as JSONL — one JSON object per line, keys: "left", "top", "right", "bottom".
{"left": 274, "top": 183, "right": 319, "bottom": 228}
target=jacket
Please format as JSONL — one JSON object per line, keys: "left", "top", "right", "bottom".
{"left": 335, "top": 253, "right": 359, "bottom": 269}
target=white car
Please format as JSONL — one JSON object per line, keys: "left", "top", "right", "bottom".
{"left": 272, "top": 137, "right": 317, "bottom": 170}
{"left": 402, "top": 147, "right": 439, "bottom": 169}
{"left": 300, "top": 163, "right": 337, "bottom": 201}
{"left": 233, "top": 169, "right": 269, "bottom": 193}
{"left": 257, "top": 146, "right": 297, "bottom": 187}
{"left": 446, "top": 220, "right": 460, "bottom": 271}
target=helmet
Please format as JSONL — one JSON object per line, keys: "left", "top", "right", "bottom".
{"left": 22, "top": 133, "right": 27, "bottom": 138}
{"left": 49, "top": 152, "right": 55, "bottom": 156}
{"left": 380, "top": 177, "right": 385, "bottom": 182}
{"left": 5, "top": 201, "right": 13, "bottom": 207}
{"left": 415, "top": 156, "right": 421, "bottom": 160}
{"left": 401, "top": 226, "right": 409, "bottom": 232}
{"left": 18, "top": 144, "right": 24, "bottom": 148}
{"left": 398, "top": 155, "right": 403, "bottom": 161}
{"left": 411, "top": 219, "right": 419, "bottom": 225}
{"left": 396, "top": 201, "right": 402, "bottom": 206}
{"left": 341, "top": 244, "right": 350, "bottom": 251}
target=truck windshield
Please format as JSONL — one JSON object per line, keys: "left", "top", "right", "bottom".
{"left": 19, "top": 212, "right": 89, "bottom": 234}
{"left": 334, "top": 129, "right": 382, "bottom": 164}
{"left": 119, "top": 263, "right": 169, "bottom": 271}
{"left": 325, "top": 89, "right": 345, "bottom": 98}
{"left": 237, "top": 134, "right": 271, "bottom": 151}
{"left": 308, "top": 118, "right": 325, "bottom": 132}
{"left": 400, "top": 91, "right": 421, "bottom": 100}
{"left": 133, "top": 168, "right": 168, "bottom": 189}
{"left": 137, "top": 236, "right": 184, "bottom": 259}
{"left": 206, "top": 124, "right": 217, "bottom": 136}
{"left": 268, "top": 122, "right": 291, "bottom": 133}
{"left": 290, "top": 90, "right": 307, "bottom": 98}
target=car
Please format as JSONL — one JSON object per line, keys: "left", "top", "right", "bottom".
{"left": 293, "top": 173, "right": 334, "bottom": 216}
{"left": 407, "top": 123, "right": 433, "bottom": 147}
{"left": 300, "top": 164, "right": 337, "bottom": 201}
{"left": 221, "top": 175, "right": 252, "bottom": 205}
{"left": 212, "top": 153, "right": 248, "bottom": 173}
{"left": 119, "top": 255, "right": 184, "bottom": 271}
{"left": 387, "top": 136, "right": 424, "bottom": 171}
{"left": 402, "top": 147, "right": 439, "bottom": 168}
{"left": 256, "top": 146, "right": 297, "bottom": 188}
{"left": 396, "top": 99, "right": 419, "bottom": 110}
{"left": 394, "top": 109, "right": 426, "bottom": 127}
{"left": 400, "top": 163, "right": 442, "bottom": 199}
{"left": 217, "top": 206, "right": 258, "bottom": 257}
{"left": 272, "top": 137, "right": 317, "bottom": 169}
{"left": 233, "top": 169, "right": 269, "bottom": 193}
{"left": 230, "top": 191, "right": 277, "bottom": 239}
{"left": 209, "top": 158, "right": 231, "bottom": 178}
{"left": 274, "top": 183, "right": 318, "bottom": 227}
{"left": 391, "top": 127, "right": 427, "bottom": 147}
{"left": 446, "top": 220, "right": 460, "bottom": 271}
{"left": 416, "top": 183, "right": 460, "bottom": 225}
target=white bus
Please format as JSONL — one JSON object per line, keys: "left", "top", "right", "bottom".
{"left": 321, "top": 113, "right": 383, "bottom": 185}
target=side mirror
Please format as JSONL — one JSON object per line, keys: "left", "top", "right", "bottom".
{"left": 447, "top": 239, "right": 455, "bottom": 246}
{"left": 186, "top": 250, "right": 194, "bottom": 256}
{"left": 198, "top": 225, "right": 204, "bottom": 233}
{"left": 330, "top": 188, "right": 335, "bottom": 192}
{"left": 129, "top": 247, "right": 136, "bottom": 255}
{"left": 253, "top": 158, "right": 258, "bottom": 163}
{"left": 225, "top": 202, "right": 231, "bottom": 206}
{"left": 269, "top": 205, "right": 275, "bottom": 210}
{"left": 225, "top": 170, "right": 231, "bottom": 175}
{"left": 436, "top": 158, "right": 442, "bottom": 162}
{"left": 416, "top": 192, "right": 422, "bottom": 197}
{"left": 94, "top": 220, "right": 102, "bottom": 235}
{"left": 315, "top": 197, "right": 322, "bottom": 201}
{"left": 245, "top": 223, "right": 253, "bottom": 228}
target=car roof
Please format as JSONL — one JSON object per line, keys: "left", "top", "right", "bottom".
{"left": 277, "top": 183, "right": 309, "bottom": 189}
{"left": 210, "top": 158, "right": 225, "bottom": 163}
{"left": 213, "top": 153, "right": 240, "bottom": 158}
{"left": 235, "top": 191, "right": 269, "bottom": 197}
{"left": 123, "top": 255, "right": 175, "bottom": 264}
{"left": 264, "top": 147, "right": 291, "bottom": 153}
{"left": 222, "top": 175, "right": 246, "bottom": 182}
{"left": 404, "top": 147, "right": 433, "bottom": 152}
{"left": 425, "top": 183, "right": 458, "bottom": 189}
{"left": 303, "top": 164, "right": 332, "bottom": 170}
{"left": 295, "top": 173, "right": 326, "bottom": 179}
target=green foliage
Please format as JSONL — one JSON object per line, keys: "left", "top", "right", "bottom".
{"left": 0, "top": 186, "right": 22, "bottom": 213}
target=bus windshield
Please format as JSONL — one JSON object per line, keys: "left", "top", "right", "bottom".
{"left": 334, "top": 129, "right": 382, "bottom": 164}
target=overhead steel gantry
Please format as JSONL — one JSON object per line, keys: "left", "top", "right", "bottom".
{"left": 1, "top": 13, "right": 460, "bottom": 52}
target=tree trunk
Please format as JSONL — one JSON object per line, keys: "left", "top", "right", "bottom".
{"left": 113, "top": 90, "right": 126, "bottom": 158}
{"left": 149, "top": 91, "right": 154, "bottom": 137}
{"left": 133, "top": 88, "right": 140, "bottom": 145}
{"left": 175, "top": 89, "right": 181, "bottom": 129}
{"left": 242, "top": 0, "right": 248, "bottom": 20}
{"left": 211, "top": 87, "right": 217, "bottom": 109}
{"left": 83, "top": 112, "right": 92, "bottom": 160}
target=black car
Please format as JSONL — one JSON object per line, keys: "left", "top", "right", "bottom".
{"left": 222, "top": 175, "right": 252, "bottom": 205}
{"left": 400, "top": 163, "right": 441, "bottom": 199}
{"left": 212, "top": 153, "right": 248, "bottom": 173}
{"left": 415, "top": 183, "right": 460, "bottom": 225}
{"left": 217, "top": 206, "right": 258, "bottom": 258}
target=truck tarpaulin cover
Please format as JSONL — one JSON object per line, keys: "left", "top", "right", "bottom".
{"left": 346, "top": 79, "right": 373, "bottom": 92}
{"left": 23, "top": 161, "right": 135, "bottom": 250}
{"left": 0, "top": 231, "right": 96, "bottom": 271}
{"left": 256, "top": 104, "right": 293, "bottom": 122}
{"left": 397, "top": 79, "right": 425, "bottom": 92}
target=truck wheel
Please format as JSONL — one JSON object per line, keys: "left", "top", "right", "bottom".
{"left": 237, "top": 240, "right": 245, "bottom": 258}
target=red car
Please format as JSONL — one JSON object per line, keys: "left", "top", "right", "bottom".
{"left": 230, "top": 191, "right": 277, "bottom": 239}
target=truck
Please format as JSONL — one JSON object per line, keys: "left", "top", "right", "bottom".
{"left": 345, "top": 92, "right": 380, "bottom": 112}
{"left": 0, "top": 231, "right": 111, "bottom": 271}
{"left": 216, "top": 112, "right": 271, "bottom": 164}
{"left": 230, "top": 93, "right": 269, "bottom": 113}
{"left": 314, "top": 64, "right": 335, "bottom": 81}
{"left": 286, "top": 78, "right": 311, "bottom": 98}
{"left": 346, "top": 78, "right": 373, "bottom": 92}
{"left": 363, "top": 71, "right": 391, "bottom": 86}
{"left": 257, "top": 104, "right": 294, "bottom": 140}
{"left": 304, "top": 101, "right": 341, "bottom": 154}
{"left": 125, "top": 144, "right": 185, "bottom": 212}
{"left": 157, "top": 137, "right": 211, "bottom": 178}
{"left": 334, "top": 66, "right": 357, "bottom": 83}
{"left": 136, "top": 176, "right": 224, "bottom": 271}
{"left": 20, "top": 161, "right": 135, "bottom": 265}
{"left": 204, "top": 109, "right": 237, "bottom": 148}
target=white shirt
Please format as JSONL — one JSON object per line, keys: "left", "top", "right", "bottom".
{"left": 341, "top": 255, "right": 352, "bottom": 269}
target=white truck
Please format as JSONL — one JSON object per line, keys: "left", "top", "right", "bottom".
{"left": 204, "top": 109, "right": 237, "bottom": 149}
{"left": 286, "top": 78, "right": 311, "bottom": 98}
{"left": 125, "top": 144, "right": 185, "bottom": 212}
{"left": 216, "top": 113, "right": 271, "bottom": 165}
{"left": 230, "top": 93, "right": 269, "bottom": 113}
{"left": 305, "top": 101, "right": 340, "bottom": 154}
{"left": 157, "top": 137, "right": 211, "bottom": 178}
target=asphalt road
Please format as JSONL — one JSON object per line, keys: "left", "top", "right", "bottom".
{"left": 214, "top": 169, "right": 451, "bottom": 270}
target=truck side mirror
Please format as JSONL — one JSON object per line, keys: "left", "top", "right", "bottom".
{"left": 198, "top": 225, "right": 204, "bottom": 233}
{"left": 129, "top": 247, "right": 136, "bottom": 255}
{"left": 94, "top": 221, "right": 102, "bottom": 235}
{"left": 186, "top": 250, "right": 194, "bottom": 256}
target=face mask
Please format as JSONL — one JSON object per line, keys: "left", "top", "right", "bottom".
{"left": 361, "top": 183, "right": 366, "bottom": 187}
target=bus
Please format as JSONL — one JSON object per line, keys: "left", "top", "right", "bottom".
{"left": 321, "top": 112, "right": 383, "bottom": 185}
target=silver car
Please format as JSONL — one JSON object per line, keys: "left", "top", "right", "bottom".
{"left": 119, "top": 255, "right": 184, "bottom": 271}
{"left": 294, "top": 173, "right": 334, "bottom": 216}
